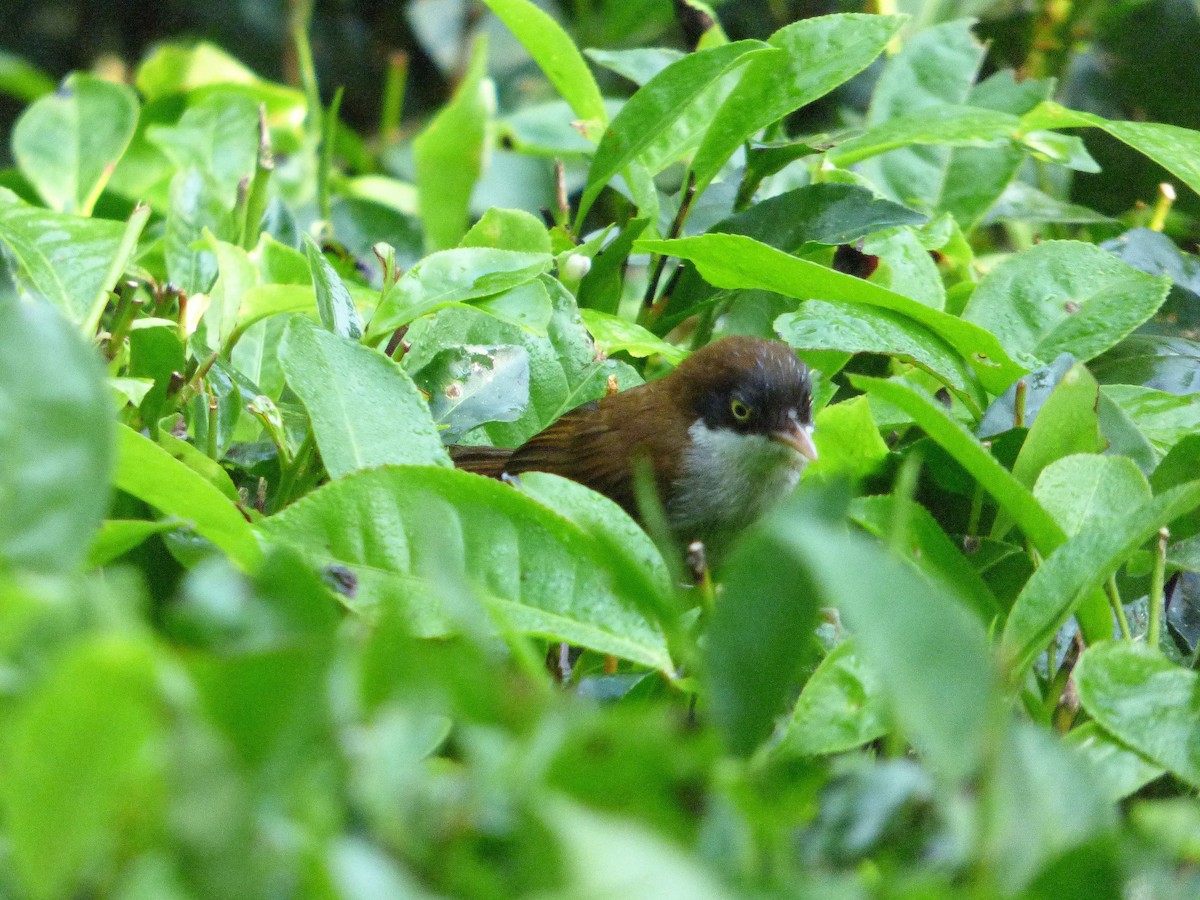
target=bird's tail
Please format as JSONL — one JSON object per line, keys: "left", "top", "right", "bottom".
{"left": 449, "top": 444, "right": 514, "bottom": 478}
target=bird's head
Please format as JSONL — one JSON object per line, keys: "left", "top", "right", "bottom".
{"left": 672, "top": 336, "right": 817, "bottom": 465}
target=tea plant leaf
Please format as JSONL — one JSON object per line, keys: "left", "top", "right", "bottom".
{"left": 258, "top": 465, "right": 673, "bottom": 671}
{"left": 1101, "top": 384, "right": 1200, "bottom": 460}
{"left": 0, "top": 638, "right": 162, "bottom": 900}
{"left": 0, "top": 298, "right": 112, "bottom": 574}
{"left": 113, "top": 424, "right": 262, "bottom": 570}
{"left": 1033, "top": 455, "right": 1151, "bottom": 537}
{"left": 990, "top": 362, "right": 1105, "bottom": 540}
{"left": 480, "top": 0, "right": 606, "bottom": 132}
{"left": 641, "top": 233, "right": 1024, "bottom": 393}
{"left": 279, "top": 316, "right": 450, "bottom": 477}
{"left": 12, "top": 74, "right": 138, "bottom": 215}
{"left": 1064, "top": 721, "right": 1164, "bottom": 804}
{"left": 856, "top": 19, "right": 986, "bottom": 209}
{"left": 303, "top": 234, "right": 363, "bottom": 340}
{"left": 691, "top": 13, "right": 904, "bottom": 190}
{"left": 578, "top": 40, "right": 776, "bottom": 223}
{"left": 1076, "top": 642, "right": 1200, "bottom": 788}
{"left": 963, "top": 241, "right": 1171, "bottom": 367}
{"left": 414, "top": 37, "right": 490, "bottom": 251}
{"left": 417, "top": 344, "right": 531, "bottom": 441}
{"left": 850, "top": 375, "right": 1065, "bottom": 553}
{"left": 364, "top": 247, "right": 551, "bottom": 342}
{"left": 779, "top": 507, "right": 999, "bottom": 783}
{"left": 776, "top": 298, "right": 982, "bottom": 408}
{"left": 1022, "top": 102, "right": 1200, "bottom": 203}
{"left": 777, "top": 639, "right": 889, "bottom": 757}
{"left": 0, "top": 189, "right": 127, "bottom": 328}
{"left": 579, "top": 309, "right": 687, "bottom": 364}
{"left": 1002, "top": 481, "right": 1200, "bottom": 677}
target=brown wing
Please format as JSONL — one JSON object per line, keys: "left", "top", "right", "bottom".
{"left": 505, "top": 389, "right": 685, "bottom": 520}
{"left": 448, "top": 444, "right": 514, "bottom": 478}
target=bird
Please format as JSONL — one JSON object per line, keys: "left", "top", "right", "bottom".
{"left": 451, "top": 336, "right": 817, "bottom": 556}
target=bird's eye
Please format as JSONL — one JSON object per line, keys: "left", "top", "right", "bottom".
{"left": 730, "top": 399, "right": 751, "bottom": 422}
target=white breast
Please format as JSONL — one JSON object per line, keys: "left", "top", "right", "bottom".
{"left": 666, "top": 419, "right": 807, "bottom": 548}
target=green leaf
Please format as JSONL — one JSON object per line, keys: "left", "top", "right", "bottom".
{"left": 856, "top": 19, "right": 986, "bottom": 210}
{"left": 513, "top": 471, "right": 674, "bottom": 616}
{"left": 803, "top": 396, "right": 890, "bottom": 484}
{"left": 0, "top": 51, "right": 55, "bottom": 102}
{"left": 861, "top": 225, "right": 946, "bottom": 310}
{"left": 1092, "top": 335, "right": 1200, "bottom": 396}
{"left": 1001, "top": 481, "right": 1200, "bottom": 677}
{"left": 829, "top": 105, "right": 1020, "bottom": 167}
{"left": 302, "top": 234, "right": 363, "bottom": 340}
{"left": 1075, "top": 642, "right": 1200, "bottom": 788}
{"left": 113, "top": 424, "right": 262, "bottom": 570}
{"left": 1101, "top": 384, "right": 1200, "bottom": 461}
{"left": 0, "top": 298, "right": 112, "bottom": 574}
{"left": 0, "top": 638, "right": 162, "bottom": 900}
{"left": 278, "top": 316, "right": 450, "bottom": 478}
{"left": 963, "top": 241, "right": 1171, "bottom": 367}
{"left": 984, "top": 722, "right": 1116, "bottom": 894}
{"left": 584, "top": 47, "right": 683, "bottom": 87}
{"left": 404, "top": 287, "right": 639, "bottom": 447}
{"left": 940, "top": 71, "right": 1055, "bottom": 230}
{"left": 87, "top": 519, "right": 180, "bottom": 567}
{"left": 163, "top": 167, "right": 232, "bottom": 295}
{"left": 1033, "top": 455, "right": 1151, "bottom": 537}
{"left": 706, "top": 500, "right": 824, "bottom": 756}
{"left": 851, "top": 375, "right": 1065, "bottom": 555}
{"left": 990, "top": 362, "right": 1105, "bottom": 538}
{"left": 578, "top": 40, "right": 776, "bottom": 223}
{"left": 776, "top": 299, "right": 981, "bottom": 408}
{"left": 1022, "top": 102, "right": 1200, "bottom": 204}
{"left": 641, "top": 233, "right": 1023, "bottom": 393}
{"left": 414, "top": 37, "right": 490, "bottom": 251}
{"left": 415, "top": 344, "right": 531, "bottom": 441}
{"left": 460, "top": 207, "right": 552, "bottom": 254}
{"left": 1064, "top": 721, "right": 1164, "bottom": 804}
{"left": 850, "top": 494, "right": 1002, "bottom": 623}
{"left": 777, "top": 639, "right": 889, "bottom": 757}
{"left": 258, "top": 466, "right": 672, "bottom": 670}
{"left": 579, "top": 309, "right": 687, "bottom": 364}
{"left": 0, "top": 189, "right": 128, "bottom": 327}
{"left": 364, "top": 247, "right": 552, "bottom": 342}
{"left": 12, "top": 74, "right": 138, "bottom": 215}
{"left": 779, "top": 506, "right": 999, "bottom": 783}
{"left": 546, "top": 797, "right": 728, "bottom": 900}
{"left": 690, "top": 13, "right": 904, "bottom": 190}
{"left": 480, "top": 0, "right": 606, "bottom": 132}
{"left": 146, "top": 89, "right": 259, "bottom": 197}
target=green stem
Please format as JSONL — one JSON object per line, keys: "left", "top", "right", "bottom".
{"left": 105, "top": 281, "right": 141, "bottom": 360}
{"left": 1149, "top": 182, "right": 1175, "bottom": 233}
{"left": 178, "top": 351, "right": 220, "bottom": 407}
{"left": 205, "top": 391, "right": 220, "bottom": 461}
{"left": 318, "top": 86, "right": 344, "bottom": 223}
{"left": 85, "top": 202, "right": 151, "bottom": 337}
{"left": 1013, "top": 379, "right": 1027, "bottom": 429}
{"left": 889, "top": 450, "right": 922, "bottom": 556}
{"left": 1148, "top": 527, "right": 1169, "bottom": 649}
{"left": 1106, "top": 575, "right": 1132, "bottom": 640}
{"left": 272, "top": 430, "right": 316, "bottom": 514}
{"left": 379, "top": 51, "right": 408, "bottom": 147}
{"left": 241, "top": 105, "right": 275, "bottom": 249}
{"left": 291, "top": 0, "right": 321, "bottom": 141}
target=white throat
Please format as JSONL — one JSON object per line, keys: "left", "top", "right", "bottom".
{"left": 666, "top": 419, "right": 809, "bottom": 547}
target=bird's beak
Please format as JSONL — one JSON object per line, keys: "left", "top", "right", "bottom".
{"left": 772, "top": 422, "right": 818, "bottom": 462}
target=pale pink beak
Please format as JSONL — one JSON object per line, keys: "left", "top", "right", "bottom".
{"left": 772, "top": 423, "right": 818, "bottom": 462}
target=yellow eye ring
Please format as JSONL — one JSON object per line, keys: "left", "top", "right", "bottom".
{"left": 730, "top": 399, "right": 751, "bottom": 422}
